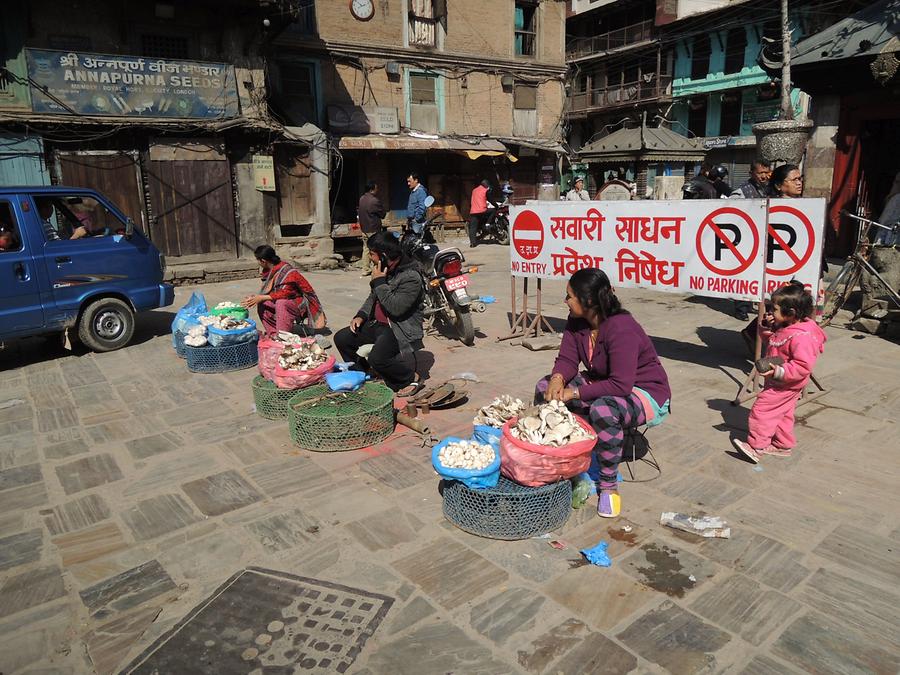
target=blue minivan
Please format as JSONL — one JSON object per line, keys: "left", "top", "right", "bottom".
{"left": 0, "top": 186, "right": 174, "bottom": 352}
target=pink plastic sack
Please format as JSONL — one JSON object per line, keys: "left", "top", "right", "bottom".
{"left": 257, "top": 338, "right": 286, "bottom": 381}
{"left": 273, "top": 355, "right": 336, "bottom": 390}
{"left": 499, "top": 415, "right": 597, "bottom": 487}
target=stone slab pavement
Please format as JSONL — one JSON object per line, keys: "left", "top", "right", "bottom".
{"left": 0, "top": 238, "right": 898, "bottom": 674}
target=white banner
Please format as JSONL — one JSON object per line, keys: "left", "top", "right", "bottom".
{"left": 509, "top": 198, "right": 825, "bottom": 302}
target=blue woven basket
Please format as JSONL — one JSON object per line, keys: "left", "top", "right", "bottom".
{"left": 172, "top": 331, "right": 186, "bottom": 359}
{"left": 185, "top": 339, "right": 258, "bottom": 374}
{"left": 442, "top": 475, "right": 572, "bottom": 540}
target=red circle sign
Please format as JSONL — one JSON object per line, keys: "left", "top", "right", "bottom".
{"left": 766, "top": 204, "right": 815, "bottom": 276}
{"left": 696, "top": 207, "right": 761, "bottom": 276}
{"left": 512, "top": 209, "right": 545, "bottom": 260}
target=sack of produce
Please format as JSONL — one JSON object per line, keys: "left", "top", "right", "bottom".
{"left": 258, "top": 332, "right": 305, "bottom": 380}
{"left": 499, "top": 401, "right": 597, "bottom": 487}
{"left": 171, "top": 292, "right": 208, "bottom": 339}
{"left": 204, "top": 316, "right": 258, "bottom": 347}
{"left": 472, "top": 395, "right": 527, "bottom": 428}
{"left": 209, "top": 301, "right": 250, "bottom": 320}
{"left": 431, "top": 436, "right": 501, "bottom": 490}
{"left": 273, "top": 341, "right": 335, "bottom": 389}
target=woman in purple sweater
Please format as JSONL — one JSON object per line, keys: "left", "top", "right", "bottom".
{"left": 536, "top": 268, "right": 671, "bottom": 518}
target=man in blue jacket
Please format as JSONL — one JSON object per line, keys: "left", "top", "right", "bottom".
{"left": 406, "top": 172, "right": 428, "bottom": 234}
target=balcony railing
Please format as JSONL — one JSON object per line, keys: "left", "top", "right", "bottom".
{"left": 568, "top": 75, "right": 672, "bottom": 113}
{"left": 566, "top": 19, "right": 655, "bottom": 59}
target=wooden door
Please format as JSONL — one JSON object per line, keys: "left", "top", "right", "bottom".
{"left": 275, "top": 146, "right": 312, "bottom": 228}
{"left": 56, "top": 151, "right": 144, "bottom": 228}
{"left": 145, "top": 157, "right": 237, "bottom": 258}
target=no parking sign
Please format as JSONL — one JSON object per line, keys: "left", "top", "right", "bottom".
{"left": 764, "top": 199, "right": 826, "bottom": 294}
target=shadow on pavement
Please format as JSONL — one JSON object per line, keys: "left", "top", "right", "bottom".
{"left": 707, "top": 397, "right": 750, "bottom": 433}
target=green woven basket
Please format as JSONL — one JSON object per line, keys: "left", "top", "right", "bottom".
{"left": 288, "top": 382, "right": 395, "bottom": 451}
{"left": 251, "top": 375, "right": 302, "bottom": 420}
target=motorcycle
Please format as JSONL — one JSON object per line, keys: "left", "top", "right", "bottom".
{"left": 402, "top": 197, "right": 479, "bottom": 345}
{"left": 476, "top": 185, "right": 513, "bottom": 245}
{"left": 477, "top": 203, "right": 511, "bottom": 245}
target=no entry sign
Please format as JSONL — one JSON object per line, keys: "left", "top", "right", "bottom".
{"left": 512, "top": 209, "right": 544, "bottom": 261}
{"left": 509, "top": 198, "right": 826, "bottom": 303}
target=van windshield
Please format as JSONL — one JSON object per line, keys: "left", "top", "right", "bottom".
{"left": 33, "top": 195, "right": 127, "bottom": 242}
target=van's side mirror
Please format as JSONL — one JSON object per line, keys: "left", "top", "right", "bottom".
{"left": 125, "top": 217, "right": 134, "bottom": 239}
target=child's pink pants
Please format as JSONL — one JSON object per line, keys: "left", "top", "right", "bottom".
{"left": 748, "top": 387, "right": 800, "bottom": 450}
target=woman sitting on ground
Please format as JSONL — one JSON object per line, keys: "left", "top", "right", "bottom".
{"left": 535, "top": 268, "right": 671, "bottom": 518}
{"left": 242, "top": 245, "right": 326, "bottom": 335}
{"left": 334, "top": 231, "right": 425, "bottom": 396}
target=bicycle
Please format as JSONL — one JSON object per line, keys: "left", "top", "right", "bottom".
{"left": 820, "top": 211, "right": 900, "bottom": 327}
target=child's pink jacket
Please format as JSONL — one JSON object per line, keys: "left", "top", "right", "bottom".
{"left": 763, "top": 319, "right": 827, "bottom": 392}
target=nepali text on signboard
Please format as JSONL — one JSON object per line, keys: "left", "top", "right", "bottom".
{"left": 508, "top": 199, "right": 825, "bottom": 302}
{"left": 26, "top": 49, "right": 240, "bottom": 119}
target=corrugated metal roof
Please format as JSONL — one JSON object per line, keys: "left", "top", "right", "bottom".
{"left": 793, "top": 0, "right": 900, "bottom": 66}
{"left": 578, "top": 123, "right": 706, "bottom": 162}
{"left": 336, "top": 133, "right": 507, "bottom": 152}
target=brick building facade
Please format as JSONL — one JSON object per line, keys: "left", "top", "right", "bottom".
{"left": 273, "top": 0, "right": 568, "bottom": 235}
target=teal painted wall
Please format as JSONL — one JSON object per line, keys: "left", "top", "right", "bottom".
{"left": 0, "top": 135, "right": 51, "bottom": 186}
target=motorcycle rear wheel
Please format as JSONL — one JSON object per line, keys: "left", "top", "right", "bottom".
{"left": 495, "top": 215, "right": 510, "bottom": 245}
{"left": 453, "top": 306, "right": 475, "bottom": 346}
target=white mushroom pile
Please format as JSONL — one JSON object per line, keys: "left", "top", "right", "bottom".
{"left": 198, "top": 315, "right": 252, "bottom": 331}
{"left": 214, "top": 301, "right": 241, "bottom": 310}
{"left": 509, "top": 400, "right": 594, "bottom": 447}
{"left": 278, "top": 342, "right": 328, "bottom": 370}
{"left": 273, "top": 331, "right": 303, "bottom": 344}
{"left": 184, "top": 325, "right": 208, "bottom": 347}
{"left": 473, "top": 395, "right": 527, "bottom": 428}
{"left": 438, "top": 440, "right": 496, "bottom": 471}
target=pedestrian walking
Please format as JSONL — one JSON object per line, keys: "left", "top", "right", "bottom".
{"left": 358, "top": 181, "right": 386, "bottom": 277}
{"left": 468, "top": 179, "right": 491, "bottom": 248}
{"left": 732, "top": 281, "right": 826, "bottom": 463}
{"left": 406, "top": 172, "right": 428, "bottom": 234}
{"left": 566, "top": 176, "right": 590, "bottom": 201}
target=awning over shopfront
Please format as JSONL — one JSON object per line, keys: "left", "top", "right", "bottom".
{"left": 578, "top": 121, "right": 705, "bottom": 163}
{"left": 335, "top": 132, "right": 507, "bottom": 156}
{"left": 496, "top": 137, "right": 568, "bottom": 154}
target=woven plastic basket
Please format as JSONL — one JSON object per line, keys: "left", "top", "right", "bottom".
{"left": 185, "top": 339, "right": 258, "bottom": 374}
{"left": 251, "top": 375, "right": 301, "bottom": 420}
{"left": 172, "top": 331, "right": 186, "bottom": 359}
{"left": 288, "top": 382, "right": 395, "bottom": 451}
{"left": 442, "top": 475, "right": 572, "bottom": 540}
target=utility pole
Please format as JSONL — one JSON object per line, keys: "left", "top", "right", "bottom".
{"left": 780, "top": 0, "right": 794, "bottom": 120}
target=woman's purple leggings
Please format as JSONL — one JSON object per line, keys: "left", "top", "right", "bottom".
{"left": 535, "top": 374, "right": 646, "bottom": 491}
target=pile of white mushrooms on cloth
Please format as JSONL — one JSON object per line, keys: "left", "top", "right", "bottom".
{"left": 508, "top": 400, "right": 594, "bottom": 447}
{"left": 473, "top": 395, "right": 527, "bottom": 428}
{"left": 278, "top": 342, "right": 328, "bottom": 371}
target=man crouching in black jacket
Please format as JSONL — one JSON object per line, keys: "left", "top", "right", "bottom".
{"left": 335, "top": 231, "right": 425, "bottom": 395}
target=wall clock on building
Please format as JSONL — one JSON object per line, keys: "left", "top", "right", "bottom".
{"left": 350, "top": 0, "right": 375, "bottom": 21}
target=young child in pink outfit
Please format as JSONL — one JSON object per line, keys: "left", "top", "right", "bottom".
{"left": 733, "top": 281, "right": 826, "bottom": 463}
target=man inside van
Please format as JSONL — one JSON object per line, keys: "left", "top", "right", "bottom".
{"left": 36, "top": 199, "right": 89, "bottom": 241}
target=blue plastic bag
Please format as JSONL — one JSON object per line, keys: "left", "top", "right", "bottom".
{"left": 581, "top": 540, "right": 611, "bottom": 567}
{"left": 431, "top": 435, "right": 501, "bottom": 490}
{"left": 472, "top": 425, "right": 502, "bottom": 451}
{"left": 171, "top": 292, "right": 208, "bottom": 339}
{"left": 207, "top": 319, "right": 258, "bottom": 347}
{"left": 325, "top": 370, "right": 367, "bottom": 392}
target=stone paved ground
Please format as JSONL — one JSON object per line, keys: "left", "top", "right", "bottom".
{"left": 1, "top": 240, "right": 899, "bottom": 674}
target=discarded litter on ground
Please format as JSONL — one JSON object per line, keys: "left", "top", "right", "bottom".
{"left": 660, "top": 512, "right": 731, "bottom": 538}
{"left": 580, "top": 540, "right": 611, "bottom": 567}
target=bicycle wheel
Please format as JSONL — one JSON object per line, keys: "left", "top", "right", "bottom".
{"left": 821, "top": 261, "right": 862, "bottom": 326}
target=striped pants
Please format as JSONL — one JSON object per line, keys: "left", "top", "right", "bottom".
{"left": 535, "top": 374, "right": 647, "bottom": 491}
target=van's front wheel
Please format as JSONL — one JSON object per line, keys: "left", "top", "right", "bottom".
{"left": 78, "top": 298, "right": 135, "bottom": 352}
